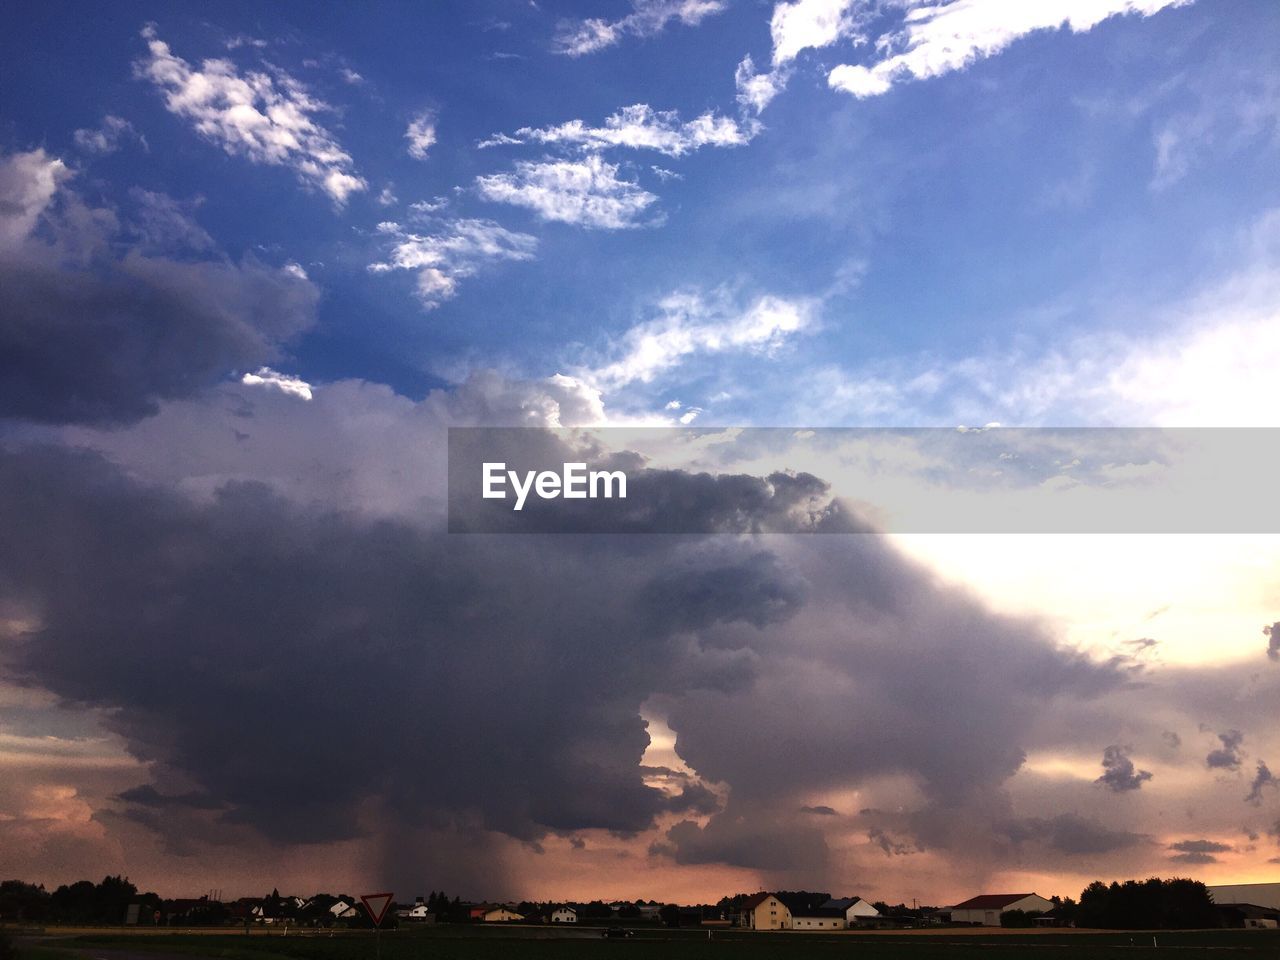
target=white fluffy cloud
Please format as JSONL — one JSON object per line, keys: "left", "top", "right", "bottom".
{"left": 134, "top": 25, "right": 366, "bottom": 204}
{"left": 475, "top": 155, "right": 658, "bottom": 230}
{"left": 771, "top": 0, "right": 866, "bottom": 65}
{"left": 584, "top": 290, "right": 818, "bottom": 389}
{"left": 735, "top": 0, "right": 870, "bottom": 113}
{"left": 554, "top": 0, "right": 728, "bottom": 57}
{"left": 0, "top": 149, "right": 70, "bottom": 251}
{"left": 369, "top": 218, "right": 537, "bottom": 309}
{"left": 738, "top": 0, "right": 1190, "bottom": 112}
{"left": 405, "top": 112, "right": 437, "bottom": 160}
{"left": 481, "top": 104, "right": 755, "bottom": 158}
{"left": 828, "top": 0, "right": 1193, "bottom": 99}
{"left": 240, "top": 367, "right": 313, "bottom": 400}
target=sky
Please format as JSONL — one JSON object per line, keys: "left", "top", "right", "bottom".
{"left": 1, "top": 0, "right": 1279, "bottom": 906}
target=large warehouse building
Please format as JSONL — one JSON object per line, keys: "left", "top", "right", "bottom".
{"left": 1209, "top": 883, "right": 1280, "bottom": 910}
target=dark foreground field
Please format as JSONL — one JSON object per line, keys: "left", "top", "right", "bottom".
{"left": 13, "top": 925, "right": 1280, "bottom": 960}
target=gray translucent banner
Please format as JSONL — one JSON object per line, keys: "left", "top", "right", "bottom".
{"left": 447, "top": 427, "right": 1280, "bottom": 534}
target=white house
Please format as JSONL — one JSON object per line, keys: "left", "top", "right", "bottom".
{"left": 330, "top": 900, "right": 358, "bottom": 919}
{"left": 790, "top": 911, "right": 844, "bottom": 930}
{"left": 481, "top": 906, "right": 523, "bottom": 923}
{"left": 549, "top": 906, "right": 577, "bottom": 923}
{"left": 950, "top": 893, "right": 1055, "bottom": 926}
{"left": 739, "top": 892, "right": 791, "bottom": 930}
{"left": 821, "top": 896, "right": 881, "bottom": 927}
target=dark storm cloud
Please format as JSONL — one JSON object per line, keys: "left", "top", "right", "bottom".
{"left": 658, "top": 801, "right": 830, "bottom": 873}
{"left": 1206, "top": 729, "right": 1245, "bottom": 769}
{"left": 665, "top": 536, "right": 1128, "bottom": 821}
{"left": 1096, "top": 745, "right": 1153, "bottom": 792}
{"left": 637, "top": 548, "right": 807, "bottom": 633}
{"left": 0, "top": 426, "right": 1136, "bottom": 881}
{"left": 0, "top": 441, "right": 855, "bottom": 871}
{"left": 867, "top": 826, "right": 923, "bottom": 857}
{"left": 0, "top": 253, "right": 317, "bottom": 425}
{"left": 1004, "top": 813, "right": 1148, "bottom": 855}
{"left": 116, "top": 785, "right": 224, "bottom": 810}
{"left": 449, "top": 431, "right": 869, "bottom": 534}
{"left": 800, "top": 805, "right": 838, "bottom": 816}
{"left": 0, "top": 446, "right": 686, "bottom": 846}
{"left": 1168, "top": 836, "right": 1235, "bottom": 866}
{"left": 1245, "top": 761, "right": 1276, "bottom": 805}
{"left": 0, "top": 150, "right": 317, "bottom": 426}
{"left": 663, "top": 782, "right": 721, "bottom": 816}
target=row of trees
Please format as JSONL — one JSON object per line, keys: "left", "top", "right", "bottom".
{"left": 0, "top": 877, "right": 160, "bottom": 926}
{"left": 1000, "top": 880, "right": 1220, "bottom": 929}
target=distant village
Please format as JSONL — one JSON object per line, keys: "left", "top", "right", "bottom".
{"left": 1, "top": 877, "right": 1277, "bottom": 931}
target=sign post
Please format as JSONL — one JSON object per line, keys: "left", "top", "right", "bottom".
{"left": 360, "top": 892, "right": 394, "bottom": 960}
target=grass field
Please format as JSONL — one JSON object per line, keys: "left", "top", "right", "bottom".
{"left": 13, "top": 925, "right": 1277, "bottom": 960}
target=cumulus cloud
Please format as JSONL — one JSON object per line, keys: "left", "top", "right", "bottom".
{"left": 1266, "top": 621, "right": 1279, "bottom": 661}
{"left": 583, "top": 290, "right": 817, "bottom": 390}
{"left": 733, "top": 0, "right": 873, "bottom": 114}
{"left": 134, "top": 25, "right": 366, "bottom": 204}
{"left": 369, "top": 218, "right": 537, "bottom": 309}
{"left": 73, "top": 115, "right": 145, "bottom": 155}
{"left": 1206, "top": 729, "right": 1245, "bottom": 769}
{"left": 481, "top": 104, "right": 755, "bottom": 157}
{"left": 0, "top": 149, "right": 318, "bottom": 426}
{"left": 475, "top": 155, "right": 658, "bottom": 230}
{"left": 0, "top": 149, "right": 70, "bottom": 251}
{"left": 405, "top": 112, "right": 437, "bottom": 160}
{"left": 828, "top": 0, "right": 1192, "bottom": 100}
{"left": 240, "top": 367, "right": 313, "bottom": 400}
{"left": 554, "top": 0, "right": 727, "bottom": 57}
{"left": 1096, "top": 745, "right": 1153, "bottom": 792}
{"left": 0, "top": 401, "right": 1145, "bottom": 887}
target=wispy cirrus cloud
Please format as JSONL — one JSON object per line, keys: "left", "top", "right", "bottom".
{"left": 476, "top": 155, "right": 658, "bottom": 230}
{"left": 480, "top": 104, "right": 755, "bottom": 157}
{"left": 73, "top": 115, "right": 145, "bottom": 155}
{"left": 554, "top": 0, "right": 728, "bottom": 57}
{"left": 369, "top": 218, "right": 537, "bottom": 309}
{"left": 134, "top": 25, "right": 366, "bottom": 205}
{"left": 828, "top": 0, "right": 1193, "bottom": 99}
{"left": 582, "top": 289, "right": 818, "bottom": 390}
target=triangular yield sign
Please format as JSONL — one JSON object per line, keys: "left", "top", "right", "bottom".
{"left": 361, "top": 892, "right": 394, "bottom": 927}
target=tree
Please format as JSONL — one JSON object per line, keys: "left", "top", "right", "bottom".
{"left": 1076, "top": 877, "right": 1219, "bottom": 929}
{"left": 0, "top": 880, "right": 50, "bottom": 922}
